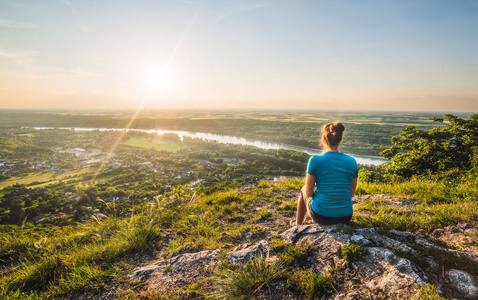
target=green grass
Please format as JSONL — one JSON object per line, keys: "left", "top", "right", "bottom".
{"left": 399, "top": 284, "right": 445, "bottom": 300}
{"left": 355, "top": 201, "right": 478, "bottom": 232}
{"left": 279, "top": 244, "right": 312, "bottom": 266}
{"left": 2, "top": 177, "right": 477, "bottom": 299}
{"left": 209, "top": 256, "right": 285, "bottom": 300}
{"left": 0, "top": 167, "right": 96, "bottom": 189}
{"left": 286, "top": 269, "right": 336, "bottom": 299}
{"left": 0, "top": 216, "right": 163, "bottom": 299}
{"left": 257, "top": 208, "right": 273, "bottom": 221}
{"left": 354, "top": 177, "right": 478, "bottom": 232}
{"left": 340, "top": 244, "right": 365, "bottom": 265}
{"left": 122, "top": 136, "right": 185, "bottom": 152}
{"left": 0, "top": 186, "right": 280, "bottom": 299}
{"left": 268, "top": 236, "right": 288, "bottom": 252}
{"left": 356, "top": 176, "right": 478, "bottom": 204}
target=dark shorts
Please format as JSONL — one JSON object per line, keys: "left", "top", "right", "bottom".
{"left": 302, "top": 190, "right": 352, "bottom": 225}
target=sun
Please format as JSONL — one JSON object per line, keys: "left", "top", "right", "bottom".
{"left": 146, "top": 68, "right": 173, "bottom": 91}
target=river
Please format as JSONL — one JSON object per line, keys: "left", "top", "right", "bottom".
{"left": 33, "top": 127, "right": 388, "bottom": 165}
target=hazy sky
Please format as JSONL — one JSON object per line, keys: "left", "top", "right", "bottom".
{"left": 1, "top": 0, "right": 478, "bottom": 111}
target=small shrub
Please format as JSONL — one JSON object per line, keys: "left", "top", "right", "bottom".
{"left": 415, "top": 284, "right": 445, "bottom": 300}
{"left": 399, "top": 284, "right": 445, "bottom": 300}
{"left": 164, "top": 237, "right": 185, "bottom": 257}
{"left": 210, "top": 256, "right": 284, "bottom": 299}
{"left": 279, "top": 244, "right": 312, "bottom": 266}
{"left": 9, "top": 255, "right": 70, "bottom": 292}
{"left": 269, "top": 237, "right": 288, "bottom": 252}
{"left": 0, "top": 236, "right": 35, "bottom": 262}
{"left": 258, "top": 209, "right": 273, "bottom": 221}
{"left": 341, "top": 243, "right": 365, "bottom": 265}
{"left": 125, "top": 225, "right": 162, "bottom": 253}
{"left": 286, "top": 269, "right": 336, "bottom": 299}
{"left": 358, "top": 169, "right": 378, "bottom": 183}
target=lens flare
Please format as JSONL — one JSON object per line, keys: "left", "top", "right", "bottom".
{"left": 147, "top": 68, "right": 173, "bottom": 91}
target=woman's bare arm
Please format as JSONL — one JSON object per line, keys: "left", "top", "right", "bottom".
{"left": 305, "top": 173, "right": 316, "bottom": 198}
{"left": 350, "top": 177, "right": 358, "bottom": 197}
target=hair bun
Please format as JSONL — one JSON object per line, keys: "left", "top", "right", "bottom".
{"left": 334, "top": 122, "right": 345, "bottom": 132}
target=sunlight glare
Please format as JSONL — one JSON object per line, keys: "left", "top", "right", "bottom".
{"left": 146, "top": 68, "right": 173, "bottom": 91}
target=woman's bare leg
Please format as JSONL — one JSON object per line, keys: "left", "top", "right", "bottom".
{"left": 296, "top": 186, "right": 307, "bottom": 225}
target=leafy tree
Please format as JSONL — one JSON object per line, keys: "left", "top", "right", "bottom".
{"left": 8, "top": 198, "right": 24, "bottom": 225}
{"left": 380, "top": 114, "right": 478, "bottom": 178}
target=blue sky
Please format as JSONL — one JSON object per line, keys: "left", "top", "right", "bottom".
{"left": 1, "top": 0, "right": 478, "bottom": 111}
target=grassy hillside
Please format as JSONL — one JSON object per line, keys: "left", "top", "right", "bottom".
{"left": 1, "top": 177, "right": 477, "bottom": 299}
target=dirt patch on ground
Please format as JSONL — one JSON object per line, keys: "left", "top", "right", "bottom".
{"left": 432, "top": 223, "right": 478, "bottom": 254}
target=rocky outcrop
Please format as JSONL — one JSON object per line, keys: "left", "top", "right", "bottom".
{"left": 226, "top": 239, "right": 271, "bottom": 264}
{"left": 281, "top": 224, "right": 425, "bottom": 299}
{"left": 447, "top": 269, "right": 478, "bottom": 298}
{"left": 128, "top": 223, "right": 478, "bottom": 299}
{"left": 129, "top": 249, "right": 221, "bottom": 291}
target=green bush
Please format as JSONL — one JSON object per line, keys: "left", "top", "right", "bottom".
{"left": 125, "top": 225, "right": 162, "bottom": 253}
{"left": 341, "top": 243, "right": 365, "bottom": 265}
{"left": 210, "top": 256, "right": 284, "bottom": 299}
{"left": 286, "top": 270, "right": 336, "bottom": 299}
{"left": 380, "top": 114, "right": 478, "bottom": 178}
{"left": 258, "top": 208, "right": 273, "bottom": 221}
{"left": 399, "top": 284, "right": 445, "bottom": 300}
{"left": 268, "top": 237, "right": 288, "bottom": 252}
{"left": 279, "top": 244, "right": 312, "bottom": 266}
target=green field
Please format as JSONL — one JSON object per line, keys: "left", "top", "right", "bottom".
{"left": 122, "top": 136, "right": 185, "bottom": 152}
{"left": 0, "top": 167, "right": 94, "bottom": 189}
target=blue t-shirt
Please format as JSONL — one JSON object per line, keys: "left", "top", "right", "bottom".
{"left": 306, "top": 152, "right": 358, "bottom": 217}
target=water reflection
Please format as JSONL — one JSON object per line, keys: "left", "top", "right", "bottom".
{"left": 34, "top": 127, "right": 388, "bottom": 165}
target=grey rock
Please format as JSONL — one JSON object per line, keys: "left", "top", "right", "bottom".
{"left": 390, "top": 229, "right": 418, "bottom": 239}
{"left": 353, "top": 247, "right": 424, "bottom": 297}
{"left": 350, "top": 234, "right": 372, "bottom": 246}
{"left": 390, "top": 229, "right": 439, "bottom": 249}
{"left": 446, "top": 269, "right": 478, "bottom": 298}
{"left": 281, "top": 225, "right": 323, "bottom": 243}
{"left": 322, "top": 223, "right": 354, "bottom": 244}
{"left": 129, "top": 249, "right": 220, "bottom": 290}
{"left": 356, "top": 228, "right": 417, "bottom": 254}
{"left": 449, "top": 249, "right": 478, "bottom": 263}
{"left": 282, "top": 225, "right": 426, "bottom": 298}
{"left": 391, "top": 229, "right": 478, "bottom": 263}
{"left": 226, "top": 239, "right": 271, "bottom": 264}
{"left": 125, "top": 221, "right": 477, "bottom": 300}
{"left": 355, "top": 247, "right": 424, "bottom": 283}
{"left": 426, "top": 258, "right": 439, "bottom": 270}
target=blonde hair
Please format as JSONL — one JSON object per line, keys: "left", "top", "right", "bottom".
{"left": 321, "top": 122, "right": 345, "bottom": 149}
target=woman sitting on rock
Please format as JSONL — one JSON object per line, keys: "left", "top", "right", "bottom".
{"left": 296, "top": 122, "right": 358, "bottom": 226}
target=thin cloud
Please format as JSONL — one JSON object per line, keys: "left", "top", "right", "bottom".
{"left": 214, "top": 4, "right": 268, "bottom": 22}
{"left": 60, "top": 0, "right": 77, "bottom": 15}
{"left": 49, "top": 67, "right": 104, "bottom": 77}
{"left": 0, "top": 48, "right": 36, "bottom": 64}
{"left": 0, "top": 19, "right": 37, "bottom": 29}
